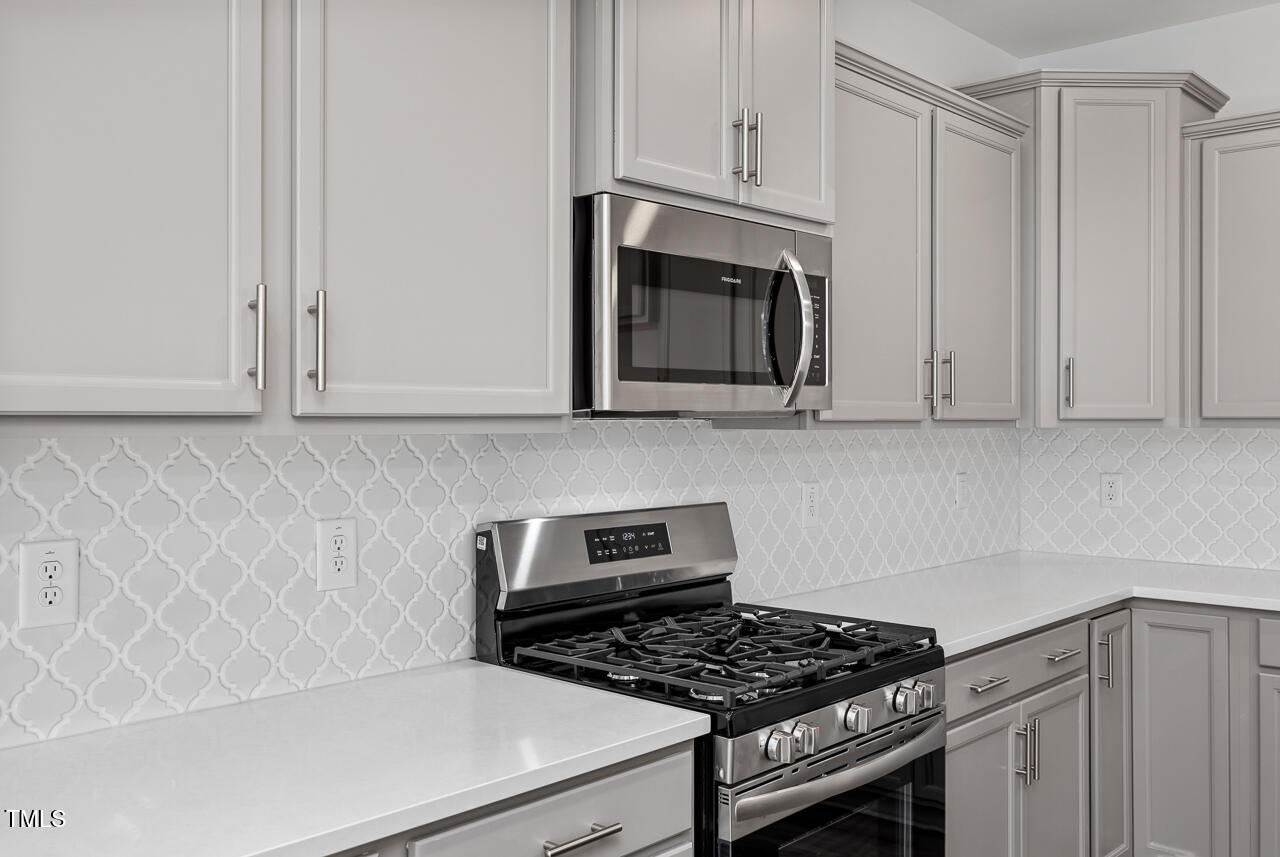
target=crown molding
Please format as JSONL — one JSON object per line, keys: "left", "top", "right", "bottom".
{"left": 1183, "top": 109, "right": 1280, "bottom": 140}
{"left": 834, "top": 42, "right": 1029, "bottom": 138}
{"left": 957, "top": 69, "right": 1230, "bottom": 113}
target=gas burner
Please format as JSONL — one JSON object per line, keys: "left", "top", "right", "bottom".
{"left": 689, "top": 687, "right": 726, "bottom": 702}
{"left": 607, "top": 672, "right": 641, "bottom": 683}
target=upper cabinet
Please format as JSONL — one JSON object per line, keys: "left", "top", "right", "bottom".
{"left": 819, "top": 47, "right": 1023, "bottom": 424}
{"left": 1185, "top": 111, "right": 1280, "bottom": 420}
{"left": 292, "top": 0, "right": 570, "bottom": 418}
{"left": 0, "top": 0, "right": 264, "bottom": 415}
{"left": 577, "top": 0, "right": 834, "bottom": 223}
{"left": 960, "top": 71, "right": 1227, "bottom": 426}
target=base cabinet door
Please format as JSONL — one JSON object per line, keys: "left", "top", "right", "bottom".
{"left": 1021, "top": 675, "right": 1089, "bottom": 857}
{"left": 946, "top": 702, "right": 1021, "bottom": 857}
{"left": 292, "top": 0, "right": 570, "bottom": 417}
{"left": 1132, "top": 609, "right": 1230, "bottom": 857}
{"left": 1261, "top": 673, "right": 1280, "bottom": 856}
{"left": 1091, "top": 610, "right": 1133, "bottom": 857}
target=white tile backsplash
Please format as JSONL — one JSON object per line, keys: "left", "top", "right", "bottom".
{"left": 0, "top": 422, "right": 1020, "bottom": 748}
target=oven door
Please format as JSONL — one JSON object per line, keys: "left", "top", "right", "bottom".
{"left": 587, "top": 194, "right": 830, "bottom": 415}
{"left": 718, "top": 714, "right": 945, "bottom": 857}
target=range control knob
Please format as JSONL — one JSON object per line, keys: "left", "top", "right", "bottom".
{"left": 892, "top": 685, "right": 921, "bottom": 715}
{"left": 916, "top": 681, "right": 937, "bottom": 710}
{"left": 791, "top": 722, "right": 819, "bottom": 755}
{"left": 765, "top": 730, "right": 794, "bottom": 764}
{"left": 843, "top": 703, "right": 871, "bottom": 734}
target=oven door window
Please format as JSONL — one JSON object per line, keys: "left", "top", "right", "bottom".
{"left": 727, "top": 754, "right": 944, "bottom": 857}
{"left": 615, "top": 246, "right": 802, "bottom": 386}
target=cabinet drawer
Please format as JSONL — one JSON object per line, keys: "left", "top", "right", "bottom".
{"left": 1260, "top": 618, "right": 1280, "bottom": 668}
{"left": 407, "top": 750, "right": 692, "bottom": 857}
{"left": 946, "top": 620, "right": 1089, "bottom": 721}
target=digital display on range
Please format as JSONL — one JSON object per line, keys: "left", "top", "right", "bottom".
{"left": 585, "top": 522, "right": 671, "bottom": 564}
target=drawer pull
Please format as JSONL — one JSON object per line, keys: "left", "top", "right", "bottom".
{"left": 1097, "top": 633, "right": 1115, "bottom": 688}
{"left": 967, "top": 675, "right": 1010, "bottom": 694}
{"left": 544, "top": 822, "right": 623, "bottom": 857}
{"left": 1044, "top": 648, "right": 1082, "bottom": 664}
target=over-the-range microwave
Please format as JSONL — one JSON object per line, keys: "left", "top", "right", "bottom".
{"left": 573, "top": 194, "right": 832, "bottom": 417}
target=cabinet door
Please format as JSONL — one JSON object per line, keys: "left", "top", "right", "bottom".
{"left": 1261, "top": 673, "right": 1280, "bottom": 857}
{"left": 614, "top": 0, "right": 739, "bottom": 202}
{"left": 1132, "top": 609, "right": 1230, "bottom": 857}
{"left": 1021, "top": 674, "right": 1089, "bottom": 857}
{"left": 0, "top": 0, "right": 263, "bottom": 414}
{"left": 818, "top": 72, "right": 931, "bottom": 422}
{"left": 1058, "top": 88, "right": 1167, "bottom": 420}
{"left": 933, "top": 111, "right": 1020, "bottom": 421}
{"left": 1091, "top": 610, "right": 1133, "bottom": 857}
{"left": 946, "top": 703, "right": 1021, "bottom": 857}
{"left": 1200, "top": 127, "right": 1280, "bottom": 417}
{"left": 738, "top": 0, "right": 834, "bottom": 221}
{"left": 293, "top": 0, "right": 570, "bottom": 416}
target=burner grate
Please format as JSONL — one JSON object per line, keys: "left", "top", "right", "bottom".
{"left": 512, "top": 604, "right": 935, "bottom": 709}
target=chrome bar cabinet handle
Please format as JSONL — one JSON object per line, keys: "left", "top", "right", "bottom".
{"left": 942, "top": 350, "right": 956, "bottom": 405}
{"left": 1065, "top": 356, "right": 1075, "bottom": 408}
{"left": 307, "top": 289, "right": 327, "bottom": 392}
{"left": 923, "top": 349, "right": 939, "bottom": 417}
{"left": 967, "top": 675, "right": 1010, "bottom": 694}
{"left": 1044, "top": 648, "right": 1082, "bottom": 664}
{"left": 1098, "top": 632, "right": 1115, "bottom": 688}
{"left": 1032, "top": 717, "right": 1041, "bottom": 781}
{"left": 543, "top": 822, "right": 622, "bottom": 857}
{"left": 732, "top": 107, "right": 751, "bottom": 182}
{"left": 752, "top": 110, "right": 763, "bottom": 186}
{"left": 247, "top": 282, "right": 266, "bottom": 391}
{"left": 1015, "top": 723, "right": 1032, "bottom": 785}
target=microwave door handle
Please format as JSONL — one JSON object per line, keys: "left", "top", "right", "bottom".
{"left": 734, "top": 715, "right": 945, "bottom": 823}
{"left": 777, "top": 248, "right": 814, "bottom": 409}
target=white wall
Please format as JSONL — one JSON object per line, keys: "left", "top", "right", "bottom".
{"left": 835, "top": 0, "right": 1018, "bottom": 86}
{"left": 1021, "top": 3, "right": 1280, "bottom": 117}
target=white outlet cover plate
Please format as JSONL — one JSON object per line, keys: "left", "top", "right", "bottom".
{"left": 1101, "top": 473, "right": 1124, "bottom": 508}
{"left": 18, "top": 539, "right": 79, "bottom": 629}
{"left": 954, "top": 473, "right": 971, "bottom": 509}
{"left": 801, "top": 483, "right": 820, "bottom": 528}
{"left": 316, "top": 518, "right": 358, "bottom": 591}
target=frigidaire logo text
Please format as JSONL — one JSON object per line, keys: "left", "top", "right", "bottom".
{"left": 720, "top": 276, "right": 742, "bottom": 284}
{"left": 6, "top": 809, "right": 65, "bottom": 828}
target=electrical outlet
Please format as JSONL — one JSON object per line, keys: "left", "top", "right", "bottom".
{"left": 954, "top": 473, "right": 971, "bottom": 509}
{"left": 18, "top": 540, "right": 79, "bottom": 629}
{"left": 316, "top": 518, "right": 358, "bottom": 591}
{"left": 1101, "top": 473, "right": 1124, "bottom": 508}
{"left": 802, "top": 483, "right": 821, "bottom": 528}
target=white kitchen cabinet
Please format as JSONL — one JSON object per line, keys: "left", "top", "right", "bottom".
{"left": 1131, "top": 608, "right": 1230, "bottom": 857}
{"left": 819, "top": 47, "right": 1024, "bottom": 425}
{"left": 1185, "top": 111, "right": 1280, "bottom": 419}
{"left": 933, "top": 111, "right": 1020, "bottom": 422}
{"left": 292, "top": 0, "right": 570, "bottom": 417}
{"left": 577, "top": 0, "right": 833, "bottom": 224}
{"left": 0, "top": 0, "right": 264, "bottom": 415}
{"left": 961, "top": 71, "right": 1227, "bottom": 427}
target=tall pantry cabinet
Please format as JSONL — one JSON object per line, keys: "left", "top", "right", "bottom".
{"left": 959, "top": 71, "right": 1227, "bottom": 426}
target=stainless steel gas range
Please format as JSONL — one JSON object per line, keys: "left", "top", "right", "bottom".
{"left": 476, "top": 502, "right": 945, "bottom": 857}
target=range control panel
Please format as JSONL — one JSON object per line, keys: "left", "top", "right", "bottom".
{"left": 585, "top": 522, "right": 671, "bottom": 564}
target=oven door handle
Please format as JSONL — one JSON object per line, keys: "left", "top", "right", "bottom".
{"left": 772, "top": 248, "right": 814, "bottom": 409}
{"left": 734, "top": 715, "right": 946, "bottom": 823}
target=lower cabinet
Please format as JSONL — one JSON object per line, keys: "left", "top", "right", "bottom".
{"left": 1131, "top": 608, "right": 1230, "bottom": 857}
{"left": 946, "top": 673, "right": 1088, "bottom": 857}
{"left": 1091, "top": 610, "right": 1133, "bottom": 857}
{"left": 1261, "top": 672, "right": 1280, "bottom": 856}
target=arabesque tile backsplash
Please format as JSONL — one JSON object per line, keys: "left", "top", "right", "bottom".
{"left": 0, "top": 423, "right": 1020, "bottom": 748}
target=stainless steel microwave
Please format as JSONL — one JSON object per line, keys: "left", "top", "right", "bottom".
{"left": 573, "top": 194, "right": 832, "bottom": 416}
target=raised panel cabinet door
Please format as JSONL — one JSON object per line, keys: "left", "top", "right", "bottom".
{"left": 1261, "top": 673, "right": 1280, "bottom": 856}
{"left": 1058, "top": 88, "right": 1167, "bottom": 420}
{"left": 738, "top": 0, "right": 834, "bottom": 222}
{"left": 946, "top": 703, "right": 1021, "bottom": 857}
{"left": 933, "top": 111, "right": 1020, "bottom": 421}
{"left": 1200, "top": 126, "right": 1280, "bottom": 417}
{"left": 293, "top": 0, "right": 570, "bottom": 417}
{"left": 1132, "top": 609, "right": 1230, "bottom": 857}
{"left": 1021, "top": 674, "right": 1089, "bottom": 857}
{"left": 614, "top": 0, "right": 739, "bottom": 201}
{"left": 0, "top": 0, "right": 263, "bottom": 414}
{"left": 818, "top": 72, "right": 931, "bottom": 422}
{"left": 1091, "top": 610, "right": 1133, "bottom": 857}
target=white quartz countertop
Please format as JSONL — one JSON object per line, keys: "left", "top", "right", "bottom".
{"left": 0, "top": 659, "right": 708, "bottom": 857}
{"left": 767, "top": 551, "right": 1280, "bottom": 657}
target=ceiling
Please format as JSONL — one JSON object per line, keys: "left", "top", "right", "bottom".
{"left": 911, "top": 0, "right": 1280, "bottom": 57}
